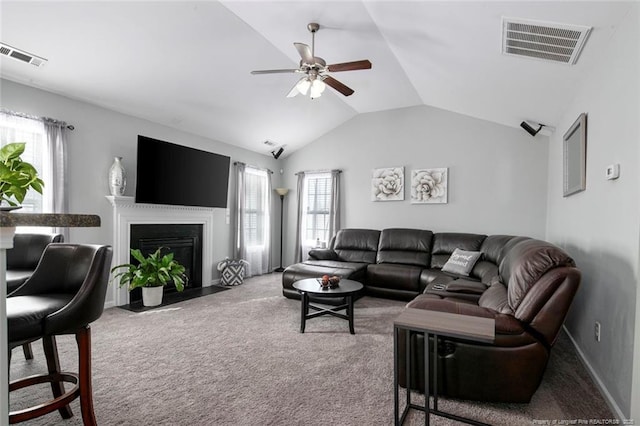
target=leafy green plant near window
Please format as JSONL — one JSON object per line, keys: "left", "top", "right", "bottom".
{"left": 111, "top": 248, "right": 187, "bottom": 291}
{"left": 0, "top": 142, "right": 44, "bottom": 206}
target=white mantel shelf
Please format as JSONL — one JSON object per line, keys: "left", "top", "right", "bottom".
{"left": 105, "top": 195, "right": 216, "bottom": 308}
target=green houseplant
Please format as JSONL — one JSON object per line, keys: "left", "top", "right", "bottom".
{"left": 0, "top": 142, "right": 44, "bottom": 208}
{"left": 111, "top": 247, "right": 187, "bottom": 307}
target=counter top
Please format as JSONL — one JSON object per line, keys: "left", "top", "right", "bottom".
{"left": 0, "top": 213, "right": 101, "bottom": 228}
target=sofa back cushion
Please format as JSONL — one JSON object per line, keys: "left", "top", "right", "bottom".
{"left": 470, "top": 235, "right": 527, "bottom": 283}
{"left": 499, "top": 239, "right": 576, "bottom": 311}
{"left": 430, "top": 233, "right": 487, "bottom": 269}
{"left": 333, "top": 229, "right": 381, "bottom": 264}
{"left": 376, "top": 228, "right": 433, "bottom": 267}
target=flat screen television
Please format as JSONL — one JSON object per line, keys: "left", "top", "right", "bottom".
{"left": 135, "top": 135, "right": 230, "bottom": 208}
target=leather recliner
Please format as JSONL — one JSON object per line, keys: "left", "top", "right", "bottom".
{"left": 398, "top": 239, "right": 580, "bottom": 402}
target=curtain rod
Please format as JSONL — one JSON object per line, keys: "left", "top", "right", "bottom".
{"left": 1, "top": 108, "right": 75, "bottom": 130}
{"left": 295, "top": 169, "right": 342, "bottom": 176}
{"left": 233, "top": 161, "right": 273, "bottom": 174}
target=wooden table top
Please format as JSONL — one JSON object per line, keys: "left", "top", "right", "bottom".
{"left": 293, "top": 278, "right": 363, "bottom": 295}
{"left": 394, "top": 308, "right": 495, "bottom": 343}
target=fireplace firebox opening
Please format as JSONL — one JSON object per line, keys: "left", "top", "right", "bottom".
{"left": 129, "top": 224, "right": 203, "bottom": 303}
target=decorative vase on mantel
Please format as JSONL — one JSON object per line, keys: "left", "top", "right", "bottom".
{"left": 108, "top": 156, "right": 126, "bottom": 196}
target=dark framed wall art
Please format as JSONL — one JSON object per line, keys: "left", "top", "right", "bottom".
{"left": 563, "top": 113, "right": 587, "bottom": 197}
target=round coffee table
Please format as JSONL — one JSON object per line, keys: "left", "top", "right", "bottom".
{"left": 292, "top": 278, "right": 364, "bottom": 334}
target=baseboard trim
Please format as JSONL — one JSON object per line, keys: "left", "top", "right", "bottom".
{"left": 562, "top": 325, "right": 628, "bottom": 421}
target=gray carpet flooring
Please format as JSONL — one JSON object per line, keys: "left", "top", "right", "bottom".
{"left": 9, "top": 273, "right": 614, "bottom": 425}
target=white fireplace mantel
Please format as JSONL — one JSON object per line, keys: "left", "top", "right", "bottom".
{"left": 106, "top": 196, "right": 215, "bottom": 307}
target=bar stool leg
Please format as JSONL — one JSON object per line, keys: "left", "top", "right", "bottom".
{"left": 76, "top": 326, "right": 97, "bottom": 426}
{"left": 43, "top": 336, "right": 74, "bottom": 419}
{"left": 22, "top": 343, "right": 33, "bottom": 360}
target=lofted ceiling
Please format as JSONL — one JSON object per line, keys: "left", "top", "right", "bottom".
{"left": 0, "top": 1, "right": 632, "bottom": 158}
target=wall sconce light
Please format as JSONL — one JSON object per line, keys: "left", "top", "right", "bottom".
{"left": 271, "top": 147, "right": 284, "bottom": 159}
{"left": 520, "top": 121, "right": 545, "bottom": 137}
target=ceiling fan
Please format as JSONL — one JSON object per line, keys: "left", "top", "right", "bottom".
{"left": 251, "top": 23, "right": 372, "bottom": 99}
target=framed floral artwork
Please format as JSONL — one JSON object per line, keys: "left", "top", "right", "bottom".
{"left": 411, "top": 168, "right": 448, "bottom": 204}
{"left": 372, "top": 167, "right": 404, "bottom": 201}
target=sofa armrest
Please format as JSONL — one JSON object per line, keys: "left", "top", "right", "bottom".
{"left": 308, "top": 249, "right": 339, "bottom": 261}
{"left": 407, "top": 295, "right": 525, "bottom": 335}
{"left": 445, "top": 279, "right": 487, "bottom": 294}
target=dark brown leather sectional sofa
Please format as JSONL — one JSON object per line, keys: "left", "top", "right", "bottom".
{"left": 282, "top": 228, "right": 581, "bottom": 403}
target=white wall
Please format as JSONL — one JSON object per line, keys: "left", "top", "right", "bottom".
{"left": 0, "top": 78, "right": 284, "bottom": 275}
{"left": 281, "top": 104, "right": 549, "bottom": 266}
{"left": 545, "top": 4, "right": 639, "bottom": 419}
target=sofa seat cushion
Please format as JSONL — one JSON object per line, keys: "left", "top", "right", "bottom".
{"left": 282, "top": 260, "right": 368, "bottom": 291}
{"left": 366, "top": 263, "right": 422, "bottom": 292}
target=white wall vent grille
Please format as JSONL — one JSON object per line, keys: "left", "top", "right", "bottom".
{"left": 502, "top": 17, "right": 592, "bottom": 65}
{"left": 0, "top": 42, "right": 47, "bottom": 67}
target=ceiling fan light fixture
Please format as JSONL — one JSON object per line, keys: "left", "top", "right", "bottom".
{"left": 296, "top": 78, "right": 311, "bottom": 96}
{"left": 309, "top": 79, "right": 326, "bottom": 98}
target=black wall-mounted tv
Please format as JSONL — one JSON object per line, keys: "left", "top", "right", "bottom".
{"left": 135, "top": 135, "right": 230, "bottom": 208}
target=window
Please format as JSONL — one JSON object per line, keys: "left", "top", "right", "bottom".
{"left": 243, "top": 167, "right": 269, "bottom": 248}
{"left": 0, "top": 114, "right": 50, "bottom": 213}
{"left": 0, "top": 112, "right": 57, "bottom": 233}
{"left": 302, "top": 172, "right": 331, "bottom": 244}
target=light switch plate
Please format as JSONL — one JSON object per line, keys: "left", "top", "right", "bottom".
{"left": 605, "top": 164, "right": 620, "bottom": 180}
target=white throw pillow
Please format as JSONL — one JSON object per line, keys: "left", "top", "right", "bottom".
{"left": 441, "top": 248, "right": 482, "bottom": 276}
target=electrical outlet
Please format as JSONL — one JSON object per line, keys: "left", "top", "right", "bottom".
{"left": 595, "top": 321, "right": 601, "bottom": 342}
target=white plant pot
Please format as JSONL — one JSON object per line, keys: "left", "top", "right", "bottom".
{"left": 142, "top": 286, "right": 163, "bottom": 307}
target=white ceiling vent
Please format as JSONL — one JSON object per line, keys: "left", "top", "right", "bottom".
{"left": 0, "top": 42, "right": 47, "bottom": 67}
{"left": 502, "top": 17, "right": 592, "bottom": 65}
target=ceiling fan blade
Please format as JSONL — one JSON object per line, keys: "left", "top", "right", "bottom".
{"left": 323, "top": 76, "right": 354, "bottom": 97}
{"left": 294, "top": 42, "right": 314, "bottom": 64}
{"left": 251, "top": 69, "right": 299, "bottom": 75}
{"left": 327, "top": 60, "right": 372, "bottom": 72}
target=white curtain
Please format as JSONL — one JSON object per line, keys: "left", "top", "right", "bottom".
{"left": 43, "top": 118, "right": 69, "bottom": 240}
{"left": 293, "top": 172, "right": 306, "bottom": 262}
{"left": 328, "top": 170, "right": 341, "bottom": 240}
{"left": 233, "top": 162, "right": 272, "bottom": 277}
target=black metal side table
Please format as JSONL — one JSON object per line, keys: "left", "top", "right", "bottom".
{"left": 393, "top": 308, "right": 495, "bottom": 425}
{"left": 292, "top": 278, "right": 363, "bottom": 334}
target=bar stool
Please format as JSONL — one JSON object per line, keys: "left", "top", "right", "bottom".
{"left": 7, "top": 243, "right": 112, "bottom": 425}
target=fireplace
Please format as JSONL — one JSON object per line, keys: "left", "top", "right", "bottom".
{"left": 129, "top": 224, "right": 203, "bottom": 303}
{"left": 106, "top": 195, "right": 215, "bottom": 308}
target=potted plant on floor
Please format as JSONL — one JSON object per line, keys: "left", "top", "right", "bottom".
{"left": 0, "top": 142, "right": 44, "bottom": 210}
{"left": 111, "top": 247, "right": 187, "bottom": 307}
